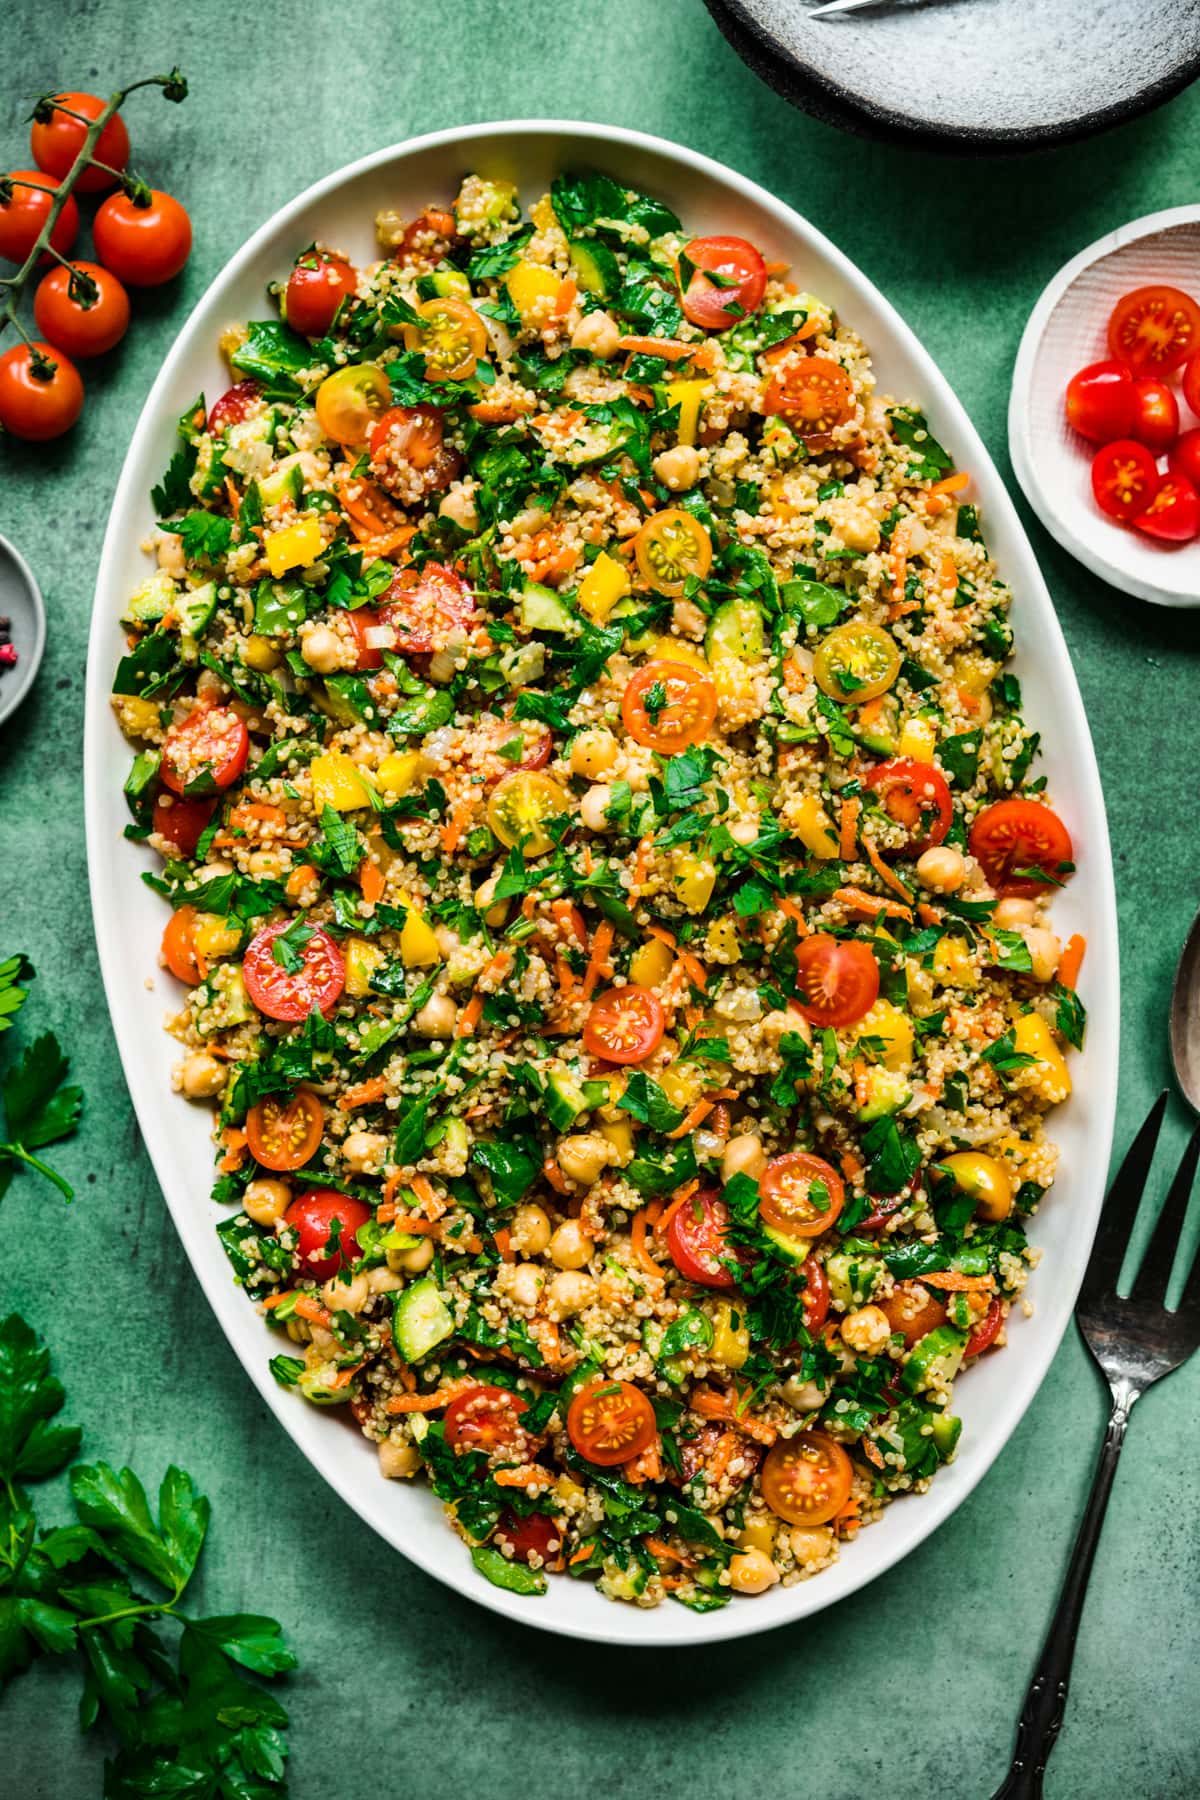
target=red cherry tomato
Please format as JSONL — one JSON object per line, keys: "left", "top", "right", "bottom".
{"left": 1167, "top": 427, "right": 1200, "bottom": 488}
{"left": 285, "top": 250, "right": 358, "bottom": 337}
{"left": 444, "top": 1384, "right": 529, "bottom": 1451}
{"left": 1132, "top": 471, "right": 1200, "bottom": 543}
{"left": 0, "top": 341, "right": 83, "bottom": 441}
{"left": 794, "top": 934, "right": 879, "bottom": 1029}
{"left": 800, "top": 1255, "right": 830, "bottom": 1335}
{"left": 1063, "top": 360, "right": 1134, "bottom": 444}
{"left": 566, "top": 1380, "right": 657, "bottom": 1466}
{"left": 346, "top": 605, "right": 384, "bottom": 671}
{"left": 378, "top": 561, "right": 476, "bottom": 656}
{"left": 1108, "top": 284, "right": 1200, "bottom": 376}
{"left": 964, "top": 1295, "right": 1004, "bottom": 1358}
{"left": 1183, "top": 352, "right": 1200, "bottom": 420}
{"left": 208, "top": 379, "right": 263, "bottom": 435}
{"left": 496, "top": 1510, "right": 560, "bottom": 1567}
{"left": 666, "top": 1189, "right": 738, "bottom": 1289}
{"left": 621, "top": 661, "right": 718, "bottom": 755}
{"left": 284, "top": 1188, "right": 371, "bottom": 1280}
{"left": 30, "top": 92, "right": 130, "bottom": 194}
{"left": 581, "top": 985, "right": 665, "bottom": 1065}
{"left": 161, "top": 906, "right": 202, "bottom": 985}
{"left": 1129, "top": 376, "right": 1179, "bottom": 452}
{"left": 0, "top": 171, "right": 79, "bottom": 263}
{"left": 242, "top": 919, "right": 346, "bottom": 1022}
{"left": 864, "top": 757, "right": 953, "bottom": 854}
{"left": 968, "top": 798, "right": 1073, "bottom": 898}
{"left": 877, "top": 1281, "right": 948, "bottom": 1348}
{"left": 93, "top": 188, "right": 192, "bottom": 287}
{"left": 763, "top": 357, "right": 855, "bottom": 441}
{"left": 761, "top": 1431, "right": 853, "bottom": 1526}
{"left": 152, "top": 791, "right": 216, "bottom": 856}
{"left": 161, "top": 707, "right": 249, "bottom": 796}
{"left": 679, "top": 235, "right": 767, "bottom": 331}
{"left": 1090, "top": 438, "right": 1160, "bottom": 523}
{"left": 367, "top": 403, "right": 459, "bottom": 493}
{"left": 33, "top": 261, "right": 130, "bottom": 358}
{"left": 245, "top": 1090, "right": 324, "bottom": 1172}
{"left": 759, "top": 1152, "right": 845, "bottom": 1241}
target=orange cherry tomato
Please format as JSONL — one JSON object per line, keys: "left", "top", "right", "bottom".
{"left": 161, "top": 707, "right": 250, "bottom": 796}
{"left": 30, "top": 92, "right": 130, "bottom": 194}
{"left": 968, "top": 798, "right": 1073, "bottom": 898}
{"left": 864, "top": 757, "right": 953, "bottom": 854}
{"left": 285, "top": 250, "right": 357, "bottom": 337}
{"left": 566, "top": 1380, "right": 657, "bottom": 1466}
{"left": 444, "top": 1384, "right": 530, "bottom": 1451}
{"left": 161, "top": 905, "right": 202, "bottom": 985}
{"left": 1108, "top": 284, "right": 1200, "bottom": 376}
{"left": 632, "top": 508, "right": 713, "bottom": 596}
{"left": 759, "top": 1152, "right": 845, "bottom": 1240}
{"left": 581, "top": 985, "right": 665, "bottom": 1065}
{"left": 622, "top": 660, "right": 717, "bottom": 755}
{"left": 679, "top": 235, "right": 767, "bottom": 331}
{"left": 93, "top": 188, "right": 191, "bottom": 287}
{"left": 794, "top": 934, "right": 879, "bottom": 1029}
{"left": 402, "top": 296, "right": 488, "bottom": 380}
{"left": 0, "top": 170, "right": 79, "bottom": 263}
{"left": 1091, "top": 438, "right": 1159, "bottom": 522}
{"left": 876, "top": 1281, "right": 948, "bottom": 1349}
{"left": 0, "top": 341, "right": 83, "bottom": 441}
{"left": 763, "top": 356, "right": 854, "bottom": 439}
{"left": 761, "top": 1431, "right": 853, "bottom": 1527}
{"left": 245, "top": 1090, "right": 324, "bottom": 1172}
{"left": 33, "top": 260, "right": 130, "bottom": 358}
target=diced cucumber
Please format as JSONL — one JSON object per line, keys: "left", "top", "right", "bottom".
{"left": 520, "top": 582, "right": 576, "bottom": 635}
{"left": 392, "top": 1278, "right": 455, "bottom": 1363}
{"left": 190, "top": 435, "right": 229, "bottom": 500}
{"left": 854, "top": 694, "right": 900, "bottom": 755}
{"left": 705, "top": 597, "right": 764, "bottom": 664}
{"left": 825, "top": 1248, "right": 885, "bottom": 1310}
{"left": 430, "top": 265, "right": 472, "bottom": 299}
{"left": 194, "top": 964, "right": 252, "bottom": 1034}
{"left": 124, "top": 749, "right": 161, "bottom": 818}
{"left": 856, "top": 1066, "right": 911, "bottom": 1123}
{"left": 611, "top": 595, "right": 656, "bottom": 653}
{"left": 223, "top": 409, "right": 278, "bottom": 479}
{"left": 569, "top": 239, "right": 620, "bottom": 299}
{"left": 544, "top": 1068, "right": 590, "bottom": 1133}
{"left": 258, "top": 455, "right": 306, "bottom": 509}
{"left": 177, "top": 581, "right": 218, "bottom": 643}
{"left": 929, "top": 1410, "right": 962, "bottom": 1459}
{"left": 900, "top": 1323, "right": 967, "bottom": 1396}
{"left": 762, "top": 1223, "right": 807, "bottom": 1266}
{"left": 121, "top": 571, "right": 177, "bottom": 627}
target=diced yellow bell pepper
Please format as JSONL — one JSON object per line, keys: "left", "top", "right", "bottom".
{"left": 264, "top": 512, "right": 323, "bottom": 579}
{"left": 660, "top": 1064, "right": 705, "bottom": 1109}
{"left": 377, "top": 750, "right": 423, "bottom": 796}
{"left": 344, "top": 936, "right": 385, "bottom": 998}
{"left": 856, "top": 998, "right": 914, "bottom": 1071}
{"left": 506, "top": 259, "right": 562, "bottom": 322}
{"left": 708, "top": 1300, "right": 751, "bottom": 1371}
{"left": 397, "top": 892, "right": 441, "bottom": 968}
{"left": 898, "top": 715, "right": 938, "bottom": 762}
{"left": 192, "top": 914, "right": 242, "bottom": 961}
{"left": 673, "top": 852, "right": 716, "bottom": 914}
{"left": 667, "top": 379, "right": 710, "bottom": 447}
{"left": 705, "top": 915, "right": 742, "bottom": 964}
{"left": 934, "top": 933, "right": 977, "bottom": 989}
{"left": 629, "top": 936, "right": 674, "bottom": 988}
{"left": 791, "top": 793, "right": 840, "bottom": 860}
{"left": 310, "top": 752, "right": 375, "bottom": 813}
{"left": 577, "top": 550, "right": 630, "bottom": 622}
{"left": 651, "top": 634, "right": 707, "bottom": 671}
{"left": 711, "top": 657, "right": 763, "bottom": 728}
{"left": 114, "top": 694, "right": 161, "bottom": 739}
{"left": 598, "top": 1118, "right": 634, "bottom": 1163}
{"left": 1012, "top": 1012, "right": 1072, "bottom": 1105}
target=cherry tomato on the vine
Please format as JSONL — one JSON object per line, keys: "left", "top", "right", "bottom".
{"left": 0, "top": 171, "right": 78, "bottom": 263}
{"left": 679, "top": 235, "right": 767, "bottom": 331}
{"left": 0, "top": 341, "right": 83, "bottom": 441}
{"left": 93, "top": 188, "right": 192, "bottom": 287}
{"left": 1063, "top": 360, "right": 1134, "bottom": 444}
{"left": 30, "top": 92, "right": 130, "bottom": 194}
{"left": 284, "top": 1189, "right": 371, "bottom": 1281}
{"left": 1132, "top": 471, "right": 1200, "bottom": 543}
{"left": 1090, "top": 438, "right": 1159, "bottom": 523}
{"left": 33, "top": 260, "right": 130, "bottom": 358}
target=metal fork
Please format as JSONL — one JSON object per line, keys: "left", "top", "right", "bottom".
{"left": 991, "top": 1091, "right": 1200, "bottom": 1798}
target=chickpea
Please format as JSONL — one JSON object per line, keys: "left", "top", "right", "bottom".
{"left": 672, "top": 598, "right": 707, "bottom": 640}
{"left": 728, "top": 1548, "right": 781, "bottom": 1595}
{"left": 438, "top": 485, "right": 479, "bottom": 532}
{"left": 781, "top": 1374, "right": 829, "bottom": 1412}
{"left": 342, "top": 1130, "right": 388, "bottom": 1174}
{"left": 412, "top": 993, "right": 459, "bottom": 1038}
{"left": 248, "top": 848, "right": 287, "bottom": 881}
{"left": 994, "top": 896, "right": 1036, "bottom": 928}
{"left": 916, "top": 846, "right": 966, "bottom": 894}
{"left": 556, "top": 1133, "right": 611, "bottom": 1187}
{"left": 322, "top": 1270, "right": 370, "bottom": 1313}
{"left": 548, "top": 1218, "right": 591, "bottom": 1270}
{"left": 1022, "top": 926, "right": 1061, "bottom": 983}
{"left": 386, "top": 1236, "right": 434, "bottom": 1274}
{"left": 496, "top": 1261, "right": 545, "bottom": 1309}
{"left": 569, "top": 728, "right": 619, "bottom": 780}
{"left": 180, "top": 1053, "right": 226, "bottom": 1101}
{"left": 156, "top": 532, "right": 185, "bottom": 576}
{"left": 474, "top": 873, "right": 509, "bottom": 927}
{"left": 579, "top": 784, "right": 614, "bottom": 832}
{"left": 510, "top": 1203, "right": 552, "bottom": 1256}
{"left": 789, "top": 1525, "right": 834, "bottom": 1567}
{"left": 368, "top": 1266, "right": 405, "bottom": 1295}
{"left": 570, "top": 309, "right": 620, "bottom": 359}
{"left": 652, "top": 444, "right": 701, "bottom": 492}
{"left": 378, "top": 1438, "right": 421, "bottom": 1479}
{"left": 722, "top": 1132, "right": 766, "bottom": 1184}
{"left": 299, "top": 623, "right": 344, "bottom": 674}
{"left": 545, "top": 1269, "right": 597, "bottom": 1320}
{"left": 242, "top": 634, "right": 280, "bottom": 672}
{"left": 841, "top": 1304, "right": 892, "bottom": 1355}
{"left": 243, "top": 1177, "right": 291, "bottom": 1227}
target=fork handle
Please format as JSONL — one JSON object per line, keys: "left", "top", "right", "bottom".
{"left": 991, "top": 1386, "right": 1135, "bottom": 1800}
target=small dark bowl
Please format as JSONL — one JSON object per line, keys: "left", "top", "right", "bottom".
{"left": 0, "top": 534, "right": 47, "bottom": 729}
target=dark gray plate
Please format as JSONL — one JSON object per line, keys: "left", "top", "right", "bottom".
{"left": 0, "top": 534, "right": 46, "bottom": 729}
{"left": 705, "top": 0, "right": 1200, "bottom": 151}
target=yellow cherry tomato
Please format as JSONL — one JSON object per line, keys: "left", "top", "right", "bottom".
{"left": 813, "top": 621, "right": 901, "bottom": 704}
{"left": 314, "top": 363, "right": 391, "bottom": 444}
{"left": 402, "top": 297, "right": 488, "bottom": 380}
{"left": 487, "top": 770, "right": 570, "bottom": 856}
{"left": 633, "top": 508, "right": 713, "bottom": 597}
{"left": 938, "top": 1151, "right": 1013, "bottom": 1222}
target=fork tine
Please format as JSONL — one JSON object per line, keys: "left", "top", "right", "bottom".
{"left": 1139, "top": 1120, "right": 1200, "bottom": 1310}
{"left": 1077, "top": 1090, "right": 1169, "bottom": 1307}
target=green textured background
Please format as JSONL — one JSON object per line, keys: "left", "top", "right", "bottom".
{"left": 2, "top": 3, "right": 1199, "bottom": 1794}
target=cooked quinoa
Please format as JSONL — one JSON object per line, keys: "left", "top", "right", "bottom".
{"left": 112, "top": 169, "right": 1085, "bottom": 1611}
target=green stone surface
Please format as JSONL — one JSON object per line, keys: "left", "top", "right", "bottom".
{"left": 1, "top": 3, "right": 1198, "bottom": 1793}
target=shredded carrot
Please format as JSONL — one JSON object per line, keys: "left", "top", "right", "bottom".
{"left": 408, "top": 1173, "right": 444, "bottom": 1220}
{"left": 776, "top": 894, "right": 810, "bottom": 936}
{"left": 293, "top": 1295, "right": 334, "bottom": 1329}
{"left": 631, "top": 1206, "right": 666, "bottom": 1280}
{"left": 839, "top": 797, "right": 860, "bottom": 862}
{"left": 666, "top": 1098, "right": 713, "bottom": 1140}
{"left": 494, "top": 1227, "right": 513, "bottom": 1263}
{"left": 616, "top": 336, "right": 701, "bottom": 360}
{"left": 580, "top": 920, "right": 615, "bottom": 1001}
{"left": 376, "top": 1202, "right": 398, "bottom": 1224}
{"left": 338, "top": 1075, "right": 388, "bottom": 1112}
{"left": 219, "top": 1128, "right": 247, "bottom": 1173}
{"left": 230, "top": 801, "right": 286, "bottom": 830}
{"left": 917, "top": 902, "right": 942, "bottom": 926}
{"left": 335, "top": 471, "right": 403, "bottom": 536}
{"left": 440, "top": 792, "right": 477, "bottom": 853}
{"left": 330, "top": 1360, "right": 366, "bottom": 1392}
{"left": 359, "top": 859, "right": 384, "bottom": 905}
{"left": 467, "top": 395, "right": 536, "bottom": 424}
{"left": 631, "top": 834, "right": 654, "bottom": 894}
{"left": 553, "top": 275, "right": 577, "bottom": 317}
{"left": 493, "top": 1464, "right": 553, "bottom": 1490}
{"left": 381, "top": 1169, "right": 403, "bottom": 1207}
{"left": 706, "top": 1430, "right": 736, "bottom": 1486}
{"left": 690, "top": 1386, "right": 778, "bottom": 1445}
{"left": 922, "top": 1270, "right": 995, "bottom": 1293}
{"left": 656, "top": 1178, "right": 700, "bottom": 1240}
{"left": 862, "top": 835, "right": 913, "bottom": 904}
{"left": 623, "top": 1442, "right": 662, "bottom": 1484}
{"left": 570, "top": 1543, "right": 597, "bottom": 1566}
{"left": 928, "top": 471, "right": 970, "bottom": 498}
{"left": 224, "top": 477, "right": 241, "bottom": 518}
{"left": 543, "top": 1155, "right": 569, "bottom": 1196}
{"left": 852, "top": 1058, "right": 871, "bottom": 1109}
{"left": 643, "top": 1536, "right": 693, "bottom": 1565}
{"left": 385, "top": 1385, "right": 472, "bottom": 1415}
{"left": 840, "top": 1150, "right": 864, "bottom": 1181}
{"left": 455, "top": 992, "right": 484, "bottom": 1038}
{"left": 1058, "top": 933, "right": 1086, "bottom": 990}
{"left": 834, "top": 885, "right": 913, "bottom": 923}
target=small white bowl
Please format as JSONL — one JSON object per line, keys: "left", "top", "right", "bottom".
{"left": 1010, "top": 205, "right": 1200, "bottom": 610}
{"left": 0, "top": 533, "right": 47, "bottom": 729}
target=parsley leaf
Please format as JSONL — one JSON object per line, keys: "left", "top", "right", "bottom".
{"left": 0, "top": 965, "right": 83, "bottom": 1203}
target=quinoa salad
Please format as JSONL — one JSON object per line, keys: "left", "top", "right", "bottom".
{"left": 111, "top": 169, "right": 1087, "bottom": 1611}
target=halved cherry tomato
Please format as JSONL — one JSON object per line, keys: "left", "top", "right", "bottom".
{"left": 813, "top": 621, "right": 900, "bottom": 704}
{"left": 346, "top": 605, "right": 384, "bottom": 671}
{"left": 284, "top": 1188, "right": 371, "bottom": 1280}
{"left": 33, "top": 261, "right": 129, "bottom": 358}
{"left": 964, "top": 1295, "right": 1004, "bottom": 1358}
{"left": 285, "top": 250, "right": 357, "bottom": 337}
{"left": 465, "top": 712, "right": 554, "bottom": 780}
{"left": 761, "top": 1430, "right": 853, "bottom": 1526}
{"left": 30, "top": 92, "right": 130, "bottom": 194}
{"left": 402, "top": 296, "right": 488, "bottom": 379}
{"left": 368, "top": 403, "right": 460, "bottom": 498}
{"left": 1167, "top": 427, "right": 1200, "bottom": 488}
{"left": 246, "top": 1090, "right": 324, "bottom": 1172}
{"left": 243, "top": 919, "right": 345, "bottom": 1022}
{"left": 487, "top": 769, "right": 570, "bottom": 856}
{"left": 679, "top": 235, "right": 767, "bottom": 331}
{"left": 794, "top": 934, "right": 879, "bottom": 1029}
{"left": 877, "top": 1281, "right": 948, "bottom": 1348}
{"left": 1108, "top": 284, "right": 1200, "bottom": 376}
{"left": 1184, "top": 352, "right": 1200, "bottom": 419}
{"left": 800, "top": 1255, "right": 830, "bottom": 1334}
{"left": 497, "top": 1510, "right": 560, "bottom": 1567}
{"left": 1091, "top": 438, "right": 1160, "bottom": 522}
{"left": 161, "top": 707, "right": 250, "bottom": 796}
{"left": 0, "top": 171, "right": 79, "bottom": 263}
{"left": 314, "top": 362, "right": 391, "bottom": 444}
{"left": 93, "top": 188, "right": 191, "bottom": 287}
{"left": 1132, "top": 471, "right": 1200, "bottom": 543}
{"left": 633, "top": 509, "right": 713, "bottom": 597}
{"left": 968, "top": 798, "right": 1073, "bottom": 898}
{"left": 0, "top": 341, "right": 83, "bottom": 441}
{"left": 566, "top": 1380, "right": 657, "bottom": 1466}
{"left": 666, "top": 1189, "right": 738, "bottom": 1288}
{"left": 864, "top": 757, "right": 953, "bottom": 854}
{"left": 208, "top": 379, "right": 262, "bottom": 435}
{"left": 1129, "top": 375, "right": 1179, "bottom": 452}
{"left": 444, "top": 1384, "right": 529, "bottom": 1450}
{"left": 161, "top": 906, "right": 202, "bottom": 985}
{"left": 1063, "top": 360, "right": 1134, "bottom": 444}
{"left": 622, "top": 660, "right": 718, "bottom": 754}
{"left": 152, "top": 791, "right": 216, "bottom": 856}
{"left": 378, "top": 560, "right": 476, "bottom": 654}
{"left": 582, "top": 985, "right": 665, "bottom": 1065}
{"left": 759, "top": 1152, "right": 845, "bottom": 1241}
{"left": 763, "top": 356, "right": 854, "bottom": 440}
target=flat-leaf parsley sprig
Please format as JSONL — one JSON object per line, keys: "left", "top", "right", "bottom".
{"left": 0, "top": 953, "right": 82, "bottom": 1202}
